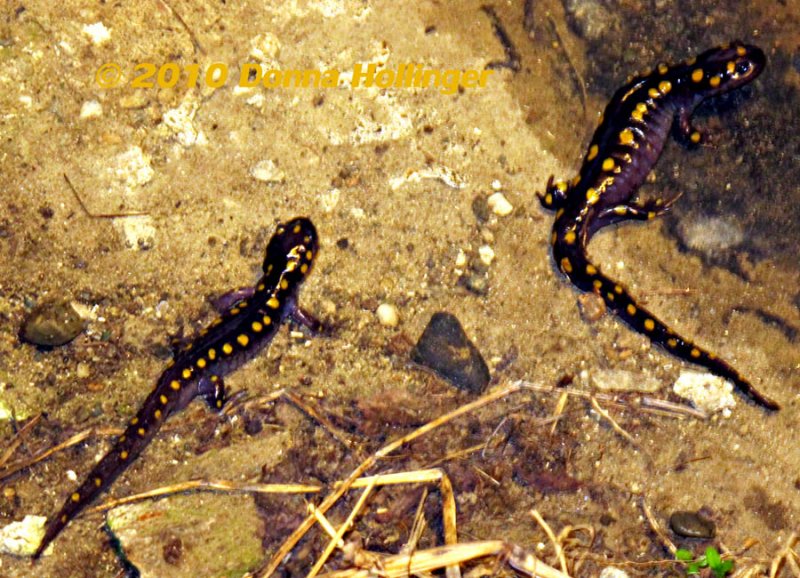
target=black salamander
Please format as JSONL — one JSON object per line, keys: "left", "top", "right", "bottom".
{"left": 33, "top": 217, "right": 320, "bottom": 558}
{"left": 538, "top": 42, "right": 779, "bottom": 410}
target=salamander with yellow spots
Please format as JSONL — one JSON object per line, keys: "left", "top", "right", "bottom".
{"left": 33, "top": 217, "right": 320, "bottom": 558}
{"left": 539, "top": 42, "right": 779, "bottom": 410}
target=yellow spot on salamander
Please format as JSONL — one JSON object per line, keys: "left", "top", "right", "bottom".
{"left": 237, "top": 334, "right": 250, "bottom": 347}
{"left": 160, "top": 394, "right": 168, "bottom": 405}
{"left": 647, "top": 211, "right": 656, "bottom": 220}
{"left": 606, "top": 292, "right": 615, "bottom": 301}
{"left": 208, "top": 348, "right": 216, "bottom": 360}
{"left": 120, "top": 451, "right": 129, "bottom": 460}
{"left": 560, "top": 257, "right": 573, "bottom": 273}
{"left": 690, "top": 348, "right": 701, "bottom": 358}
{"left": 300, "top": 264, "right": 309, "bottom": 274}
{"left": 644, "top": 318, "right": 655, "bottom": 331}
{"left": 563, "top": 230, "right": 576, "bottom": 245}
{"left": 657, "top": 63, "right": 668, "bottom": 75}
{"left": 119, "top": 435, "right": 126, "bottom": 443}
{"left": 726, "top": 61, "right": 736, "bottom": 74}
{"left": 293, "top": 223, "right": 302, "bottom": 233}
{"left": 544, "top": 193, "right": 553, "bottom": 205}
{"left": 170, "top": 380, "right": 181, "bottom": 391}
{"left": 587, "top": 144, "right": 599, "bottom": 161}
{"left": 262, "top": 315, "right": 273, "bottom": 325}
{"left": 556, "top": 181, "right": 568, "bottom": 192}
{"left": 131, "top": 417, "right": 139, "bottom": 425}
{"left": 211, "top": 318, "right": 223, "bottom": 327}
{"left": 593, "top": 279, "right": 603, "bottom": 290}
{"left": 280, "top": 279, "right": 289, "bottom": 290}
{"left": 182, "top": 368, "right": 192, "bottom": 379}
{"left": 71, "top": 493, "right": 80, "bottom": 502}
{"left": 614, "top": 285, "right": 623, "bottom": 294}
{"left": 709, "top": 75, "right": 721, "bottom": 88}
{"left": 267, "top": 297, "right": 280, "bottom": 309}
{"left": 252, "top": 321, "right": 263, "bottom": 332}
{"left": 94, "top": 478, "right": 102, "bottom": 487}
{"left": 619, "top": 129, "right": 634, "bottom": 145}
{"left": 686, "top": 56, "right": 697, "bottom": 66}
{"left": 586, "top": 263, "right": 597, "bottom": 275}
{"left": 690, "top": 131, "right": 701, "bottom": 144}
{"left": 736, "top": 46, "right": 746, "bottom": 56}
{"left": 631, "top": 108, "right": 644, "bottom": 122}
{"left": 626, "top": 304, "right": 636, "bottom": 316}
{"left": 614, "top": 206, "right": 627, "bottom": 215}
{"left": 658, "top": 80, "right": 672, "bottom": 94}
{"left": 571, "top": 175, "right": 581, "bottom": 187}
{"left": 230, "top": 308, "right": 240, "bottom": 315}
{"left": 197, "top": 358, "right": 206, "bottom": 369}
{"left": 223, "top": 343, "right": 233, "bottom": 355}
{"left": 586, "top": 188, "right": 600, "bottom": 205}
{"left": 691, "top": 68, "right": 704, "bottom": 82}
{"left": 648, "top": 87, "right": 660, "bottom": 99}
{"left": 61, "top": 514, "right": 68, "bottom": 523}
{"left": 305, "top": 251, "right": 313, "bottom": 261}
{"left": 137, "top": 428, "right": 145, "bottom": 436}
{"left": 154, "top": 409, "right": 162, "bottom": 419}
{"left": 555, "top": 208, "right": 565, "bottom": 219}
{"left": 602, "top": 158, "right": 615, "bottom": 172}
{"left": 667, "top": 338, "right": 678, "bottom": 348}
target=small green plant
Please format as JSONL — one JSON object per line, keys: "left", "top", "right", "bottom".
{"left": 675, "top": 546, "right": 734, "bottom": 577}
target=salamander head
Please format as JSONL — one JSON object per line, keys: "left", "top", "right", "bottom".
{"left": 262, "top": 217, "right": 319, "bottom": 279}
{"left": 685, "top": 41, "right": 765, "bottom": 95}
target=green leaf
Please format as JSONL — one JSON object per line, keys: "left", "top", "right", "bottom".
{"left": 713, "top": 559, "right": 734, "bottom": 578}
{"left": 687, "top": 563, "right": 700, "bottom": 575}
{"left": 705, "top": 546, "right": 722, "bottom": 568}
{"left": 675, "top": 549, "right": 694, "bottom": 561}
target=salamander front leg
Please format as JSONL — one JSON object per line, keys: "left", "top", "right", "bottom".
{"left": 198, "top": 375, "right": 226, "bottom": 410}
{"left": 211, "top": 287, "right": 256, "bottom": 313}
{"left": 595, "top": 192, "right": 683, "bottom": 226}
{"left": 537, "top": 176, "right": 570, "bottom": 210}
{"left": 289, "top": 307, "right": 323, "bottom": 335}
{"left": 675, "top": 106, "right": 704, "bottom": 146}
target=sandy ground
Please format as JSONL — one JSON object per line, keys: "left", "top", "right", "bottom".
{"left": 0, "top": 1, "right": 798, "bottom": 576}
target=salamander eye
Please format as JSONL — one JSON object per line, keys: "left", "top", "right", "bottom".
{"left": 735, "top": 61, "right": 751, "bottom": 75}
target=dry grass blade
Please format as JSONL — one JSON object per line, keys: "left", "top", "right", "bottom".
{"left": 283, "top": 391, "right": 360, "bottom": 455}
{"left": 530, "top": 509, "right": 569, "bottom": 575}
{"left": 307, "top": 476, "right": 378, "bottom": 577}
{"left": 0, "top": 427, "right": 98, "bottom": 482}
{"left": 641, "top": 497, "right": 676, "bottom": 555}
{"left": 85, "top": 479, "right": 320, "bottom": 514}
{"left": 589, "top": 396, "right": 639, "bottom": 448}
{"left": 770, "top": 533, "right": 800, "bottom": 578}
{"left": 0, "top": 414, "right": 41, "bottom": 469}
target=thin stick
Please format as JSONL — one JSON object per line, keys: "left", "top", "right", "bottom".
{"left": 85, "top": 480, "right": 320, "bottom": 514}
{"left": 0, "top": 428, "right": 96, "bottom": 482}
{"left": 283, "top": 391, "right": 360, "bottom": 454}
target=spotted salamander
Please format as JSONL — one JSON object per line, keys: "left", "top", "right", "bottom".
{"left": 33, "top": 217, "right": 320, "bottom": 558}
{"left": 539, "top": 42, "right": 779, "bottom": 410}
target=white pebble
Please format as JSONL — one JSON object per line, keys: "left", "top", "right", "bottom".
{"left": 376, "top": 303, "right": 399, "bottom": 327}
{"left": 599, "top": 568, "right": 630, "bottom": 578}
{"left": 80, "top": 100, "right": 103, "bottom": 118}
{"left": 491, "top": 179, "right": 502, "bottom": 191}
{"left": 673, "top": 371, "right": 736, "bottom": 413}
{"left": 487, "top": 192, "right": 513, "bottom": 216}
{"left": 479, "top": 245, "right": 495, "bottom": 266}
{"left": 82, "top": 22, "right": 111, "bottom": 45}
{"left": 250, "top": 159, "right": 285, "bottom": 183}
{"left": 455, "top": 249, "right": 467, "bottom": 268}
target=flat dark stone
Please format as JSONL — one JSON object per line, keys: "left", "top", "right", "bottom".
{"left": 669, "top": 510, "right": 716, "bottom": 539}
{"left": 20, "top": 299, "right": 84, "bottom": 347}
{"left": 411, "top": 312, "right": 490, "bottom": 394}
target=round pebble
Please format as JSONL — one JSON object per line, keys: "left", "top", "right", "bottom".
{"left": 487, "top": 192, "right": 513, "bottom": 216}
{"left": 20, "top": 300, "right": 85, "bottom": 347}
{"left": 478, "top": 245, "right": 495, "bottom": 266}
{"left": 376, "top": 303, "right": 399, "bottom": 327}
{"left": 669, "top": 510, "right": 716, "bottom": 539}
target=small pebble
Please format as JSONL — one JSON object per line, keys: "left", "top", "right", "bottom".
{"left": 673, "top": 371, "right": 735, "bottom": 413}
{"left": 599, "top": 568, "right": 630, "bottom": 578}
{"left": 669, "top": 510, "right": 716, "bottom": 539}
{"left": 20, "top": 300, "right": 85, "bottom": 347}
{"left": 478, "top": 245, "right": 495, "bottom": 266}
{"left": 376, "top": 303, "right": 400, "bottom": 327}
{"left": 250, "top": 159, "right": 285, "bottom": 184}
{"left": 76, "top": 362, "right": 91, "bottom": 379}
{"left": 462, "top": 272, "right": 489, "bottom": 295}
{"left": 487, "top": 192, "right": 513, "bottom": 216}
{"left": 411, "top": 312, "right": 490, "bottom": 394}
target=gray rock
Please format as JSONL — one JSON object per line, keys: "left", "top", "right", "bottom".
{"left": 669, "top": 510, "right": 716, "bottom": 539}
{"left": 411, "top": 312, "right": 490, "bottom": 394}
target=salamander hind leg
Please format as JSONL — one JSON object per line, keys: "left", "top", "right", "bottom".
{"left": 537, "top": 175, "right": 570, "bottom": 210}
{"left": 198, "top": 375, "right": 226, "bottom": 410}
{"left": 675, "top": 106, "right": 704, "bottom": 146}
